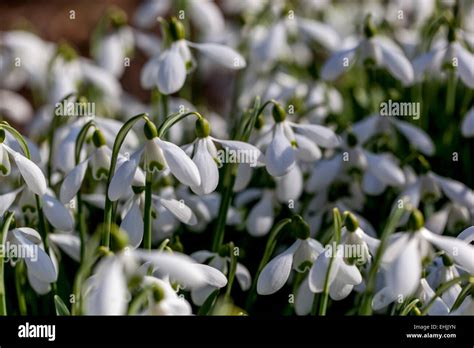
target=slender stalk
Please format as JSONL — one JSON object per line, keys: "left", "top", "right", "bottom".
{"left": 421, "top": 275, "right": 473, "bottom": 315}
{"left": 400, "top": 299, "right": 420, "bottom": 316}
{"left": 445, "top": 70, "right": 457, "bottom": 117}
{"left": 74, "top": 120, "right": 95, "bottom": 263}
{"left": 0, "top": 211, "right": 15, "bottom": 315}
{"left": 15, "top": 261, "right": 27, "bottom": 315}
{"left": 245, "top": 218, "right": 292, "bottom": 311}
{"left": 318, "top": 208, "right": 342, "bottom": 316}
{"left": 225, "top": 242, "right": 237, "bottom": 298}
{"left": 103, "top": 113, "right": 149, "bottom": 249}
{"left": 143, "top": 171, "right": 153, "bottom": 250}
{"left": 358, "top": 206, "right": 405, "bottom": 315}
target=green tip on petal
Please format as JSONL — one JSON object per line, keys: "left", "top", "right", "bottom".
{"left": 272, "top": 103, "right": 287, "bottom": 123}
{"left": 441, "top": 252, "right": 454, "bottom": 267}
{"left": 57, "top": 42, "right": 78, "bottom": 62}
{"left": 195, "top": 118, "right": 211, "bottom": 138}
{"left": 144, "top": 120, "right": 158, "bottom": 140}
{"left": 152, "top": 284, "right": 165, "bottom": 302}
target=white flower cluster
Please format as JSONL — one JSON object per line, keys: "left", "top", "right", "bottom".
{"left": 0, "top": 0, "right": 473, "bottom": 316}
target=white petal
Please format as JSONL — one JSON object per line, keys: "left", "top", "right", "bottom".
{"left": 190, "top": 138, "right": 219, "bottom": 195}
{"left": 372, "top": 287, "right": 396, "bottom": 310}
{"left": 11, "top": 149, "right": 47, "bottom": 196}
{"left": 365, "top": 151, "right": 405, "bottom": 187}
{"left": 0, "top": 144, "right": 11, "bottom": 176}
{"left": 86, "top": 256, "right": 128, "bottom": 315}
{"left": 193, "top": 264, "right": 227, "bottom": 288}
{"left": 140, "top": 56, "right": 160, "bottom": 89}
{"left": 392, "top": 120, "right": 435, "bottom": 155}
{"left": 386, "top": 236, "right": 421, "bottom": 298}
{"left": 432, "top": 174, "right": 474, "bottom": 208}
{"left": 246, "top": 191, "right": 274, "bottom": 237}
{"left": 376, "top": 38, "right": 414, "bottom": 85}
{"left": 294, "top": 134, "right": 321, "bottom": 162}
{"left": 155, "top": 138, "right": 201, "bottom": 187}
{"left": 158, "top": 197, "right": 197, "bottom": 225}
{"left": 295, "top": 276, "right": 314, "bottom": 315}
{"left": 420, "top": 278, "right": 450, "bottom": 315}
{"left": 321, "top": 47, "right": 357, "bottom": 81}
{"left": 257, "top": 241, "right": 300, "bottom": 295}
{"left": 12, "top": 229, "right": 57, "bottom": 283}
{"left": 43, "top": 194, "right": 74, "bottom": 231}
{"left": 265, "top": 123, "right": 295, "bottom": 177}
{"left": 306, "top": 156, "right": 341, "bottom": 193}
{"left": 276, "top": 164, "right": 303, "bottom": 203}
{"left": 235, "top": 263, "right": 252, "bottom": 291}
{"left": 291, "top": 123, "right": 340, "bottom": 148}
{"left": 329, "top": 277, "right": 354, "bottom": 301}
{"left": 0, "top": 187, "right": 23, "bottom": 216}
{"left": 362, "top": 171, "right": 387, "bottom": 195}
{"left": 308, "top": 250, "right": 340, "bottom": 293}
{"left": 60, "top": 159, "right": 89, "bottom": 203}
{"left": 461, "top": 108, "right": 474, "bottom": 137}
{"left": 108, "top": 150, "right": 141, "bottom": 201}
{"left": 120, "top": 199, "right": 143, "bottom": 248}
{"left": 48, "top": 233, "right": 81, "bottom": 262}
{"left": 453, "top": 42, "right": 474, "bottom": 88}
{"left": 297, "top": 18, "right": 340, "bottom": 51}
{"left": 157, "top": 45, "right": 186, "bottom": 95}
{"left": 420, "top": 228, "right": 474, "bottom": 274}
{"left": 187, "top": 41, "right": 246, "bottom": 69}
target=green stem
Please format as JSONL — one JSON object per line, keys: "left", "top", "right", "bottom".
{"left": 103, "top": 113, "right": 149, "bottom": 249}
{"left": 143, "top": 171, "right": 153, "bottom": 250}
{"left": 225, "top": 242, "right": 237, "bottom": 298}
{"left": 421, "top": 275, "right": 473, "bottom": 315}
{"left": 359, "top": 205, "right": 405, "bottom": 315}
{"left": 445, "top": 70, "right": 457, "bottom": 117}
{"left": 15, "top": 261, "right": 27, "bottom": 315}
{"left": 400, "top": 299, "right": 420, "bottom": 316}
{"left": 74, "top": 120, "right": 95, "bottom": 263}
{"left": 0, "top": 211, "right": 15, "bottom": 315}
{"left": 318, "top": 208, "right": 342, "bottom": 316}
{"left": 245, "top": 218, "right": 292, "bottom": 311}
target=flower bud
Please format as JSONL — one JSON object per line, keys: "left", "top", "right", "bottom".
{"left": 152, "top": 284, "right": 165, "bottom": 302}
{"left": 272, "top": 103, "right": 286, "bottom": 123}
{"left": 169, "top": 17, "right": 185, "bottom": 41}
{"left": 57, "top": 42, "right": 77, "bottom": 62}
{"left": 111, "top": 225, "right": 129, "bottom": 251}
{"left": 195, "top": 118, "right": 211, "bottom": 138}
{"left": 344, "top": 211, "right": 359, "bottom": 232}
{"left": 92, "top": 129, "right": 106, "bottom": 148}
{"left": 291, "top": 215, "right": 310, "bottom": 240}
{"left": 144, "top": 120, "right": 158, "bottom": 140}
{"left": 363, "top": 14, "right": 377, "bottom": 38}
{"left": 408, "top": 209, "right": 424, "bottom": 231}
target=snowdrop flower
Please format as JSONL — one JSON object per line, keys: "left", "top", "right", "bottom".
{"left": 425, "top": 254, "right": 462, "bottom": 309}
{"left": 235, "top": 166, "right": 303, "bottom": 237}
{"left": 0, "top": 90, "right": 33, "bottom": 125}
{"left": 141, "top": 17, "right": 246, "bottom": 95}
{"left": 263, "top": 103, "right": 339, "bottom": 177}
{"left": 60, "top": 129, "right": 112, "bottom": 204}
{"left": 133, "top": 0, "right": 225, "bottom": 40}
{"left": 119, "top": 185, "right": 197, "bottom": 248}
{"left": 0, "top": 129, "right": 46, "bottom": 196}
{"left": 418, "top": 278, "right": 450, "bottom": 315}
{"left": 84, "top": 249, "right": 227, "bottom": 315}
{"left": 321, "top": 14, "right": 414, "bottom": 85}
{"left": 372, "top": 210, "right": 474, "bottom": 310}
{"left": 257, "top": 220, "right": 325, "bottom": 295}
{"left": 5, "top": 227, "right": 58, "bottom": 293}
{"left": 94, "top": 9, "right": 134, "bottom": 78}
{"left": 190, "top": 249, "right": 251, "bottom": 305}
{"left": 413, "top": 26, "right": 474, "bottom": 88}
{"left": 185, "top": 117, "right": 261, "bottom": 195}
{"left": 425, "top": 203, "right": 471, "bottom": 235}
{"left": 352, "top": 113, "right": 435, "bottom": 156}
{"left": 53, "top": 116, "right": 138, "bottom": 174}
{"left": 140, "top": 276, "right": 192, "bottom": 315}
{"left": 461, "top": 107, "right": 474, "bottom": 137}
{"left": 108, "top": 119, "right": 201, "bottom": 201}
